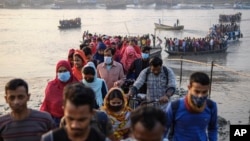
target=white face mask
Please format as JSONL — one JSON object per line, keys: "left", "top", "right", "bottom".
{"left": 104, "top": 56, "right": 112, "bottom": 65}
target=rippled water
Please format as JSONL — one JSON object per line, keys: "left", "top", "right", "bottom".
{"left": 0, "top": 9, "right": 250, "bottom": 130}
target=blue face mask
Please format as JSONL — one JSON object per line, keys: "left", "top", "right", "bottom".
{"left": 191, "top": 95, "right": 208, "bottom": 108}
{"left": 57, "top": 71, "right": 71, "bottom": 82}
{"left": 104, "top": 56, "right": 112, "bottom": 65}
{"left": 141, "top": 53, "right": 149, "bottom": 59}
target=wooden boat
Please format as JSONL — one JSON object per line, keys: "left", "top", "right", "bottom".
{"left": 58, "top": 18, "right": 81, "bottom": 29}
{"left": 165, "top": 46, "right": 228, "bottom": 56}
{"left": 154, "top": 23, "right": 184, "bottom": 30}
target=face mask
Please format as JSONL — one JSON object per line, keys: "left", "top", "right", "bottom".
{"left": 191, "top": 95, "right": 208, "bottom": 108}
{"left": 86, "top": 78, "right": 94, "bottom": 83}
{"left": 57, "top": 71, "right": 71, "bottom": 82}
{"left": 104, "top": 56, "right": 112, "bottom": 65}
{"left": 141, "top": 53, "right": 149, "bottom": 59}
{"left": 109, "top": 105, "right": 123, "bottom": 112}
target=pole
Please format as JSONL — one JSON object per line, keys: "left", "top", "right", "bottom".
{"left": 209, "top": 61, "right": 214, "bottom": 99}
{"left": 179, "top": 55, "right": 183, "bottom": 88}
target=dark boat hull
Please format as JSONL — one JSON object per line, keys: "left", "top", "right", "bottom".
{"left": 58, "top": 24, "right": 81, "bottom": 29}
{"left": 165, "top": 46, "right": 228, "bottom": 56}
{"left": 150, "top": 47, "right": 162, "bottom": 58}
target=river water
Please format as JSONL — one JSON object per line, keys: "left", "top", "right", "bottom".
{"left": 0, "top": 8, "right": 250, "bottom": 139}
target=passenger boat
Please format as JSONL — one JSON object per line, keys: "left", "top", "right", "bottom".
{"left": 219, "top": 12, "right": 242, "bottom": 23}
{"left": 165, "top": 44, "right": 228, "bottom": 56}
{"left": 58, "top": 18, "right": 81, "bottom": 29}
{"left": 154, "top": 23, "right": 184, "bottom": 30}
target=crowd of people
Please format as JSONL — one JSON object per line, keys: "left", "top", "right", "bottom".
{"left": 0, "top": 31, "right": 219, "bottom": 141}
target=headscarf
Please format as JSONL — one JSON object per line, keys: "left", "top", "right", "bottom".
{"left": 67, "top": 48, "right": 75, "bottom": 67}
{"left": 40, "top": 60, "right": 78, "bottom": 118}
{"left": 72, "top": 49, "right": 88, "bottom": 81}
{"left": 121, "top": 46, "right": 141, "bottom": 73}
{"left": 82, "top": 62, "right": 107, "bottom": 107}
{"left": 101, "top": 88, "right": 132, "bottom": 140}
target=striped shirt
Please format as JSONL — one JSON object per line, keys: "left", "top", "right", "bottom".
{"left": 133, "top": 66, "right": 176, "bottom": 101}
{"left": 0, "top": 109, "right": 56, "bottom": 141}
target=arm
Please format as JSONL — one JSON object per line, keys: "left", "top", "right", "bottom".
{"left": 166, "top": 67, "right": 176, "bottom": 88}
{"left": 208, "top": 102, "right": 218, "bottom": 141}
{"left": 132, "top": 68, "right": 147, "bottom": 91}
{"left": 114, "top": 64, "right": 125, "bottom": 87}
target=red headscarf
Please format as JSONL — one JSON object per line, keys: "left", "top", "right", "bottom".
{"left": 40, "top": 60, "right": 78, "bottom": 118}
{"left": 72, "top": 49, "right": 88, "bottom": 81}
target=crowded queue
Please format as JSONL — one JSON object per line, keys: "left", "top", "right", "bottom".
{"left": 0, "top": 31, "right": 218, "bottom": 141}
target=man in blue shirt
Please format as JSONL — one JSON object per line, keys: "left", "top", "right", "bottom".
{"left": 165, "top": 72, "right": 218, "bottom": 141}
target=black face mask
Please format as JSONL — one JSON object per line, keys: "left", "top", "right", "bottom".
{"left": 109, "top": 105, "right": 123, "bottom": 112}
{"left": 86, "top": 78, "right": 94, "bottom": 83}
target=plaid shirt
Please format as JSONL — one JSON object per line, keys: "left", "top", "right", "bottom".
{"left": 133, "top": 66, "right": 176, "bottom": 101}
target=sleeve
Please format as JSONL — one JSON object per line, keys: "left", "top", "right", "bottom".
{"left": 166, "top": 67, "right": 176, "bottom": 88}
{"left": 96, "top": 64, "right": 101, "bottom": 78}
{"left": 165, "top": 102, "right": 174, "bottom": 135}
{"left": 40, "top": 84, "right": 50, "bottom": 112}
{"left": 207, "top": 102, "right": 218, "bottom": 141}
{"left": 117, "top": 64, "right": 125, "bottom": 86}
{"left": 101, "top": 80, "right": 108, "bottom": 99}
{"left": 132, "top": 68, "right": 147, "bottom": 90}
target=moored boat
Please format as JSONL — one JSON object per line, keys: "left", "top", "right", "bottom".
{"left": 219, "top": 12, "right": 242, "bottom": 23}
{"left": 58, "top": 18, "right": 81, "bottom": 29}
{"left": 165, "top": 45, "right": 228, "bottom": 56}
{"left": 154, "top": 23, "right": 184, "bottom": 30}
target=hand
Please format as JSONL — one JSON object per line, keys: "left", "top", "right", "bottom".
{"left": 113, "top": 81, "right": 120, "bottom": 87}
{"left": 159, "top": 95, "right": 169, "bottom": 104}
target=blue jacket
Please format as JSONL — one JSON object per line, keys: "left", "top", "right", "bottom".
{"left": 165, "top": 97, "right": 218, "bottom": 141}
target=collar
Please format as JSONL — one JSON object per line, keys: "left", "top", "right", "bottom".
{"left": 101, "top": 61, "right": 117, "bottom": 67}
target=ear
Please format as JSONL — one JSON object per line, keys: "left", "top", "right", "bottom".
{"left": 62, "top": 106, "right": 65, "bottom": 110}
{"left": 27, "top": 93, "right": 31, "bottom": 100}
{"left": 187, "top": 84, "right": 191, "bottom": 90}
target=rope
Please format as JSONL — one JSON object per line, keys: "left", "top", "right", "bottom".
{"left": 166, "top": 58, "right": 250, "bottom": 78}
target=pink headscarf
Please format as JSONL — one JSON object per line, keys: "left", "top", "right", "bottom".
{"left": 121, "top": 46, "right": 141, "bottom": 73}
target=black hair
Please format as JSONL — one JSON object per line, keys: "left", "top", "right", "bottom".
{"left": 190, "top": 72, "right": 210, "bottom": 86}
{"left": 107, "top": 89, "right": 124, "bottom": 102}
{"left": 5, "top": 78, "right": 29, "bottom": 94}
{"left": 149, "top": 56, "right": 163, "bottom": 67}
{"left": 104, "top": 48, "right": 115, "bottom": 56}
{"left": 82, "top": 47, "right": 92, "bottom": 56}
{"left": 130, "top": 106, "right": 166, "bottom": 130}
{"left": 83, "top": 66, "right": 95, "bottom": 76}
{"left": 63, "top": 82, "right": 95, "bottom": 111}
{"left": 142, "top": 46, "right": 151, "bottom": 52}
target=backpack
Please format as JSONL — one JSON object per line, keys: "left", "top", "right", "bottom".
{"left": 167, "top": 99, "right": 214, "bottom": 140}
{"left": 145, "top": 66, "right": 169, "bottom": 86}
